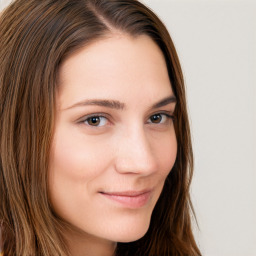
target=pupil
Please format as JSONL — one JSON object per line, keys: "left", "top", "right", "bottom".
{"left": 151, "top": 114, "right": 161, "bottom": 123}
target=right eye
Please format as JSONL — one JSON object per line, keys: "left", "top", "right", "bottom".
{"left": 83, "top": 116, "right": 108, "bottom": 127}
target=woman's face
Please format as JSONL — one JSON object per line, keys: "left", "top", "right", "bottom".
{"left": 49, "top": 34, "right": 177, "bottom": 244}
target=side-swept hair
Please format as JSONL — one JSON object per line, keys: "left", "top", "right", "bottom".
{"left": 0, "top": 0, "right": 201, "bottom": 255}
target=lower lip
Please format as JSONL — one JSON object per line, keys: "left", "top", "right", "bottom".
{"left": 100, "top": 191, "right": 152, "bottom": 208}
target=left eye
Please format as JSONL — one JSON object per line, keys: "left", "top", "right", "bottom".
{"left": 84, "top": 116, "right": 107, "bottom": 127}
{"left": 148, "top": 113, "right": 171, "bottom": 124}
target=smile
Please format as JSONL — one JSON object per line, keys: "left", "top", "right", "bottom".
{"left": 99, "top": 190, "right": 152, "bottom": 208}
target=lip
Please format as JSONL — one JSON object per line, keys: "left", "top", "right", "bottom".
{"left": 99, "top": 190, "right": 152, "bottom": 208}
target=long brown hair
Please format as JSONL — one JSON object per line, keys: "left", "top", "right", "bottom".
{"left": 0, "top": 0, "right": 201, "bottom": 255}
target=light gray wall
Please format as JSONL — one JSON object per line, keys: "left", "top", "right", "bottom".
{"left": 0, "top": 0, "right": 10, "bottom": 10}
{"left": 1, "top": 0, "right": 255, "bottom": 255}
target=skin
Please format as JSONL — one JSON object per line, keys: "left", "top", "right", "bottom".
{"left": 49, "top": 34, "right": 177, "bottom": 256}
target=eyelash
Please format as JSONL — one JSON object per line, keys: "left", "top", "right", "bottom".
{"left": 78, "top": 112, "right": 174, "bottom": 127}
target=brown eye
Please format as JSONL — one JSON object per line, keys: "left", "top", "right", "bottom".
{"left": 148, "top": 113, "right": 173, "bottom": 125}
{"left": 85, "top": 116, "right": 107, "bottom": 127}
{"left": 150, "top": 114, "right": 162, "bottom": 123}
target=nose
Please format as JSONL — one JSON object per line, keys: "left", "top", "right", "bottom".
{"left": 114, "top": 126, "right": 158, "bottom": 176}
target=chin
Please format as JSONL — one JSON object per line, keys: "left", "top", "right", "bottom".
{"left": 107, "top": 218, "right": 151, "bottom": 243}
{"left": 116, "top": 230, "right": 148, "bottom": 243}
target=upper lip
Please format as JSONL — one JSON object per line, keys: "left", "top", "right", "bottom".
{"left": 100, "top": 190, "right": 152, "bottom": 197}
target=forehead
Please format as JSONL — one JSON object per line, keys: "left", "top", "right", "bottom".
{"left": 57, "top": 34, "right": 173, "bottom": 107}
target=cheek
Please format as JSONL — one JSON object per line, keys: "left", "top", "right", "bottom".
{"left": 151, "top": 138, "right": 177, "bottom": 199}
{"left": 49, "top": 128, "right": 111, "bottom": 182}
{"left": 47, "top": 128, "right": 113, "bottom": 213}
{"left": 153, "top": 131, "right": 177, "bottom": 178}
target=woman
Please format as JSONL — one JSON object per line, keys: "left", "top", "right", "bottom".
{"left": 0, "top": 0, "right": 201, "bottom": 255}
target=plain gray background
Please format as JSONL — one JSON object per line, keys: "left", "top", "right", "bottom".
{"left": 1, "top": 0, "right": 255, "bottom": 255}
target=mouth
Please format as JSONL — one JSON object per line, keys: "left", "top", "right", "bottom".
{"left": 99, "top": 190, "right": 152, "bottom": 208}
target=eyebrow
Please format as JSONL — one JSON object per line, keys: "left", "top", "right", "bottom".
{"left": 64, "top": 99, "right": 125, "bottom": 110}
{"left": 151, "top": 95, "right": 176, "bottom": 108}
{"left": 63, "top": 95, "right": 176, "bottom": 111}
